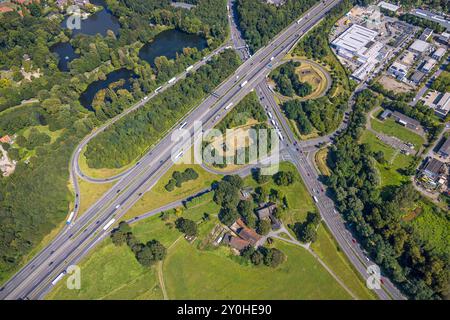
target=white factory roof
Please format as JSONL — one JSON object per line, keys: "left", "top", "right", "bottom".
{"left": 409, "top": 39, "right": 431, "bottom": 53}
{"left": 332, "top": 24, "right": 379, "bottom": 54}
{"left": 378, "top": 1, "right": 400, "bottom": 12}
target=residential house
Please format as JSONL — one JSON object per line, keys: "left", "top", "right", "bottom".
{"left": 255, "top": 203, "right": 277, "bottom": 220}
{"left": 222, "top": 233, "right": 250, "bottom": 252}
{"left": 0, "top": 135, "right": 12, "bottom": 144}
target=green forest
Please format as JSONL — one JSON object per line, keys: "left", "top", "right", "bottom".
{"left": 235, "top": 0, "right": 317, "bottom": 52}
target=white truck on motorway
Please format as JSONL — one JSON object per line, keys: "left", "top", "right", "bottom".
{"left": 225, "top": 102, "right": 233, "bottom": 110}
{"left": 154, "top": 86, "right": 162, "bottom": 93}
{"left": 277, "top": 130, "right": 284, "bottom": 141}
{"left": 103, "top": 218, "right": 116, "bottom": 231}
{"left": 268, "top": 111, "right": 273, "bottom": 119}
{"left": 185, "top": 65, "right": 194, "bottom": 72}
{"left": 313, "top": 196, "right": 319, "bottom": 203}
{"left": 168, "top": 77, "right": 176, "bottom": 84}
{"left": 66, "top": 211, "right": 75, "bottom": 225}
{"left": 297, "top": 18, "right": 303, "bottom": 24}
{"left": 51, "top": 271, "right": 66, "bottom": 286}
{"left": 240, "top": 80, "right": 248, "bottom": 88}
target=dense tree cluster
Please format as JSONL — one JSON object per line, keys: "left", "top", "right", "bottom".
{"left": 431, "top": 70, "right": 450, "bottom": 93}
{"left": 0, "top": 103, "right": 95, "bottom": 283}
{"left": 106, "top": 0, "right": 229, "bottom": 47}
{"left": 241, "top": 246, "right": 286, "bottom": 268}
{"left": 214, "top": 175, "right": 244, "bottom": 225}
{"left": 294, "top": 212, "right": 321, "bottom": 243}
{"left": 175, "top": 217, "right": 198, "bottom": 237}
{"left": 327, "top": 89, "right": 449, "bottom": 299}
{"left": 235, "top": 0, "right": 317, "bottom": 52}
{"left": 270, "top": 61, "right": 313, "bottom": 98}
{"left": 273, "top": 171, "right": 295, "bottom": 186}
{"left": 111, "top": 221, "right": 166, "bottom": 267}
{"left": 165, "top": 168, "right": 199, "bottom": 191}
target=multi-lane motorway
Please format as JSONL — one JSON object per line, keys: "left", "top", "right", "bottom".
{"left": 0, "top": 0, "right": 403, "bottom": 300}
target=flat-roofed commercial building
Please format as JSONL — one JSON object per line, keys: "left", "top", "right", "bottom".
{"left": 332, "top": 24, "right": 379, "bottom": 63}
{"left": 434, "top": 92, "right": 450, "bottom": 118}
{"left": 409, "top": 39, "right": 431, "bottom": 54}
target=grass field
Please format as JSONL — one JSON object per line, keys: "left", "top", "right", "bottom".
{"left": 360, "top": 131, "right": 414, "bottom": 187}
{"left": 123, "top": 163, "right": 220, "bottom": 220}
{"left": 311, "top": 223, "right": 377, "bottom": 300}
{"left": 164, "top": 238, "right": 352, "bottom": 300}
{"left": 370, "top": 117, "right": 425, "bottom": 151}
{"left": 75, "top": 179, "right": 115, "bottom": 216}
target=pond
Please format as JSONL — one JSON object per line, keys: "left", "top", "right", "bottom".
{"left": 50, "top": 42, "right": 79, "bottom": 72}
{"left": 139, "top": 29, "right": 207, "bottom": 67}
{"left": 79, "top": 68, "right": 137, "bottom": 111}
{"left": 61, "top": 0, "right": 120, "bottom": 37}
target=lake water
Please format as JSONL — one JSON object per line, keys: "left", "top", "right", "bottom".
{"left": 50, "top": 42, "right": 79, "bottom": 72}
{"left": 79, "top": 68, "right": 137, "bottom": 111}
{"left": 139, "top": 29, "right": 207, "bottom": 67}
{"left": 61, "top": 0, "right": 120, "bottom": 37}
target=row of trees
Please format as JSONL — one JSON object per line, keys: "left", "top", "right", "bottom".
{"left": 111, "top": 221, "right": 167, "bottom": 267}
{"left": 399, "top": 13, "right": 446, "bottom": 33}
{"left": 165, "top": 168, "right": 199, "bottom": 191}
{"left": 270, "top": 61, "right": 313, "bottom": 98}
{"left": 326, "top": 89, "right": 449, "bottom": 299}
{"left": 241, "top": 245, "right": 286, "bottom": 268}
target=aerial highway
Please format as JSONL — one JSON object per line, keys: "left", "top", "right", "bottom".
{"left": 222, "top": 5, "right": 404, "bottom": 300}
{"left": 257, "top": 80, "right": 405, "bottom": 300}
{"left": 0, "top": 0, "right": 343, "bottom": 300}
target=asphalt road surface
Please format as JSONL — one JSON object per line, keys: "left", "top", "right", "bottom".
{"left": 0, "top": 0, "right": 344, "bottom": 300}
